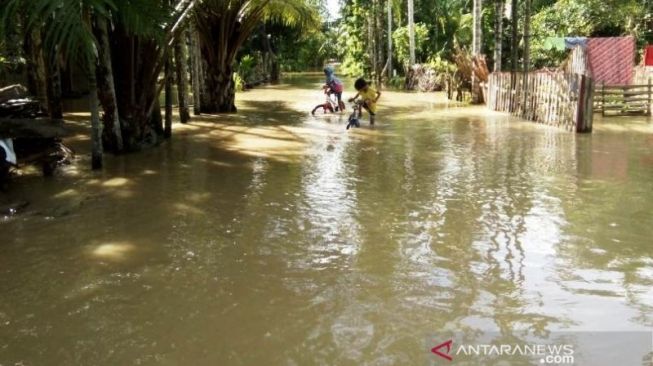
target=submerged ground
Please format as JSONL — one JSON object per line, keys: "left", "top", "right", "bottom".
{"left": 1, "top": 74, "right": 653, "bottom": 365}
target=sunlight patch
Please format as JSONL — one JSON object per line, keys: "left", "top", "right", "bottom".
{"left": 102, "top": 177, "right": 130, "bottom": 187}
{"left": 92, "top": 242, "right": 135, "bottom": 260}
{"left": 173, "top": 202, "right": 204, "bottom": 215}
{"left": 53, "top": 189, "right": 78, "bottom": 199}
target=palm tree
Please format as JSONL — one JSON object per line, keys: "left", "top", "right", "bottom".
{"left": 95, "top": 15, "right": 124, "bottom": 152}
{"left": 2, "top": 0, "right": 195, "bottom": 163}
{"left": 193, "top": 0, "right": 318, "bottom": 113}
{"left": 3, "top": 0, "right": 118, "bottom": 168}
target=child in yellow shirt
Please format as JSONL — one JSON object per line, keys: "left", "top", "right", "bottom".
{"left": 348, "top": 78, "right": 381, "bottom": 125}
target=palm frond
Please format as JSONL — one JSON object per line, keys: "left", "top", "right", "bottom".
{"left": 262, "top": 0, "right": 320, "bottom": 30}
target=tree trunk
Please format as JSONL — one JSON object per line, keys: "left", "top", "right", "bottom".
{"left": 494, "top": 0, "right": 504, "bottom": 72}
{"left": 198, "top": 23, "right": 238, "bottom": 113}
{"left": 261, "top": 24, "right": 279, "bottom": 83}
{"left": 110, "top": 27, "right": 165, "bottom": 150}
{"left": 510, "top": 0, "right": 519, "bottom": 112}
{"left": 376, "top": 0, "right": 384, "bottom": 84}
{"left": 387, "top": 0, "right": 393, "bottom": 79}
{"left": 24, "top": 30, "right": 48, "bottom": 112}
{"left": 95, "top": 16, "right": 124, "bottom": 152}
{"left": 202, "top": 62, "right": 237, "bottom": 113}
{"left": 88, "top": 60, "right": 103, "bottom": 170}
{"left": 407, "top": 0, "right": 415, "bottom": 66}
{"left": 46, "top": 53, "right": 64, "bottom": 119}
{"left": 472, "top": 0, "right": 483, "bottom": 104}
{"left": 164, "top": 53, "right": 173, "bottom": 138}
{"left": 522, "top": 0, "right": 531, "bottom": 115}
{"left": 189, "top": 27, "right": 202, "bottom": 115}
{"left": 368, "top": 7, "right": 377, "bottom": 78}
{"left": 174, "top": 34, "right": 191, "bottom": 123}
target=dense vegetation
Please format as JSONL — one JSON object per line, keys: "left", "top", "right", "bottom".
{"left": 0, "top": 0, "right": 652, "bottom": 169}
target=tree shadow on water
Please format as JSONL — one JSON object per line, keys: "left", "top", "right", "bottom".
{"left": 236, "top": 100, "right": 307, "bottom": 126}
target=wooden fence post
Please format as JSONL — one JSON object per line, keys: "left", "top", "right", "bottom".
{"left": 648, "top": 78, "right": 651, "bottom": 116}
{"left": 576, "top": 75, "right": 594, "bottom": 133}
{"left": 601, "top": 82, "right": 605, "bottom": 117}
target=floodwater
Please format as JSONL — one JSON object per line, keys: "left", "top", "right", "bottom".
{"left": 1, "top": 74, "right": 653, "bottom": 365}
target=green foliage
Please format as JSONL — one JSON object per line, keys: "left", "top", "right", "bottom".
{"left": 530, "top": 0, "right": 646, "bottom": 67}
{"left": 388, "top": 75, "right": 405, "bottom": 89}
{"left": 237, "top": 54, "right": 257, "bottom": 81}
{"left": 0, "top": 0, "right": 172, "bottom": 73}
{"left": 392, "top": 23, "right": 430, "bottom": 66}
{"left": 338, "top": 0, "right": 370, "bottom": 76}
{"left": 233, "top": 72, "right": 245, "bottom": 91}
{"left": 273, "top": 25, "right": 339, "bottom": 71}
{"left": 426, "top": 55, "right": 456, "bottom": 75}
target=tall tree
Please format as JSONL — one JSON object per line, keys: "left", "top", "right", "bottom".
{"left": 494, "top": 0, "right": 504, "bottom": 72}
{"left": 189, "top": 26, "right": 202, "bottom": 115}
{"left": 88, "top": 58, "right": 103, "bottom": 169}
{"left": 23, "top": 29, "right": 48, "bottom": 111}
{"left": 45, "top": 51, "right": 64, "bottom": 119}
{"left": 407, "top": 0, "right": 415, "bottom": 65}
{"left": 94, "top": 15, "right": 124, "bottom": 152}
{"left": 375, "top": 0, "right": 384, "bottom": 84}
{"left": 174, "top": 32, "right": 191, "bottom": 123}
{"left": 510, "top": 0, "right": 519, "bottom": 112}
{"left": 472, "top": 0, "right": 483, "bottom": 103}
{"left": 164, "top": 52, "right": 173, "bottom": 138}
{"left": 522, "top": 0, "right": 531, "bottom": 115}
{"left": 387, "top": 0, "right": 393, "bottom": 79}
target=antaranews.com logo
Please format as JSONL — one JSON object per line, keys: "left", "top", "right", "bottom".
{"left": 431, "top": 339, "right": 574, "bottom": 364}
{"left": 426, "top": 331, "right": 652, "bottom": 366}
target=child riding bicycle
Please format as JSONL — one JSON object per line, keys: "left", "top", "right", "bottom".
{"left": 311, "top": 85, "right": 339, "bottom": 115}
{"left": 323, "top": 66, "right": 345, "bottom": 112}
{"left": 348, "top": 78, "right": 381, "bottom": 125}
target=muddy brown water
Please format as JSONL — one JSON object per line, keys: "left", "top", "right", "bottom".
{"left": 1, "top": 74, "right": 653, "bottom": 365}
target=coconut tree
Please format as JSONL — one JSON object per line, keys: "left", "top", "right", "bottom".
{"left": 193, "top": 0, "right": 318, "bottom": 113}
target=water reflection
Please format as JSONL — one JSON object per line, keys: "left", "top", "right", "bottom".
{"left": 1, "top": 74, "right": 652, "bottom": 365}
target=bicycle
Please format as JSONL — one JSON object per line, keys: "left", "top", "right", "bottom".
{"left": 346, "top": 100, "right": 363, "bottom": 129}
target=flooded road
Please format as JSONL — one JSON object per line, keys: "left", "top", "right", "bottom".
{"left": 1, "top": 74, "right": 653, "bottom": 365}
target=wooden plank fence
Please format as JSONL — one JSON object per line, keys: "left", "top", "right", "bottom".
{"left": 487, "top": 71, "right": 594, "bottom": 133}
{"left": 595, "top": 81, "right": 652, "bottom": 116}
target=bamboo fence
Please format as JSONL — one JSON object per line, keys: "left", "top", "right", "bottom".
{"left": 487, "top": 71, "right": 594, "bottom": 133}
